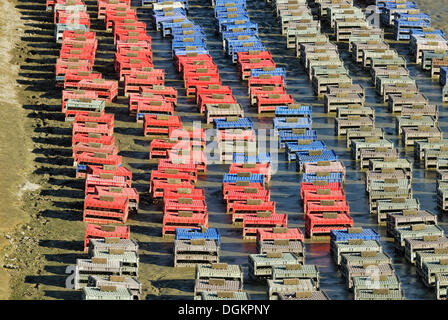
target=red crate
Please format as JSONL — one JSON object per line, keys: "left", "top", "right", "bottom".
{"left": 305, "top": 213, "right": 353, "bottom": 238}
{"left": 183, "top": 66, "right": 219, "bottom": 83}
{"left": 143, "top": 114, "right": 182, "bottom": 137}
{"left": 98, "top": 0, "right": 131, "bottom": 19}
{"left": 56, "top": 58, "right": 92, "bottom": 80}
{"left": 256, "top": 93, "right": 294, "bottom": 113}
{"left": 74, "top": 112, "right": 114, "bottom": 127}
{"left": 167, "top": 149, "right": 207, "bottom": 174}
{"left": 75, "top": 79, "right": 119, "bottom": 102}
{"left": 114, "top": 50, "right": 153, "bottom": 72}
{"left": 237, "top": 50, "right": 273, "bottom": 63}
{"left": 72, "top": 133, "right": 115, "bottom": 147}
{"left": 299, "top": 182, "right": 343, "bottom": 199}
{"left": 83, "top": 194, "right": 129, "bottom": 224}
{"left": 232, "top": 201, "right": 276, "bottom": 223}
{"left": 60, "top": 45, "right": 96, "bottom": 66}
{"left": 149, "top": 139, "right": 177, "bottom": 159}
{"left": 162, "top": 211, "right": 208, "bottom": 236}
{"left": 64, "top": 71, "right": 102, "bottom": 89}
{"left": 222, "top": 182, "right": 264, "bottom": 198}
{"left": 124, "top": 70, "right": 165, "bottom": 96}
{"left": 217, "top": 129, "right": 256, "bottom": 142}
{"left": 305, "top": 199, "right": 350, "bottom": 216}
{"left": 116, "top": 32, "right": 151, "bottom": 48}
{"left": 86, "top": 165, "right": 132, "bottom": 185}
{"left": 164, "top": 187, "right": 205, "bottom": 201}
{"left": 113, "top": 21, "right": 146, "bottom": 40}
{"left": 158, "top": 158, "right": 199, "bottom": 178}
{"left": 175, "top": 54, "right": 214, "bottom": 73}
{"left": 62, "top": 30, "right": 96, "bottom": 42}
{"left": 164, "top": 198, "right": 207, "bottom": 216}
{"left": 136, "top": 101, "right": 174, "bottom": 119}
{"left": 128, "top": 92, "right": 168, "bottom": 116}
{"left": 72, "top": 121, "right": 114, "bottom": 137}
{"left": 150, "top": 179, "right": 194, "bottom": 199}
{"left": 75, "top": 153, "right": 122, "bottom": 178}
{"left": 116, "top": 39, "right": 151, "bottom": 53}
{"left": 302, "top": 189, "right": 346, "bottom": 211}
{"left": 55, "top": 11, "right": 91, "bottom": 29}
{"left": 184, "top": 74, "right": 221, "bottom": 97}
{"left": 195, "top": 85, "right": 232, "bottom": 105}
{"left": 197, "top": 93, "right": 237, "bottom": 114}
{"left": 150, "top": 169, "right": 197, "bottom": 185}
{"left": 84, "top": 223, "right": 130, "bottom": 252}
{"left": 140, "top": 86, "right": 177, "bottom": 106}
{"left": 65, "top": 108, "right": 106, "bottom": 123}
{"left": 105, "top": 9, "right": 137, "bottom": 31}
{"left": 249, "top": 85, "right": 286, "bottom": 106}
{"left": 62, "top": 89, "right": 98, "bottom": 110}
{"left": 229, "top": 163, "right": 272, "bottom": 183}
{"left": 257, "top": 227, "right": 304, "bottom": 243}
{"left": 243, "top": 213, "right": 288, "bottom": 239}
{"left": 73, "top": 142, "right": 118, "bottom": 163}
{"left": 238, "top": 60, "right": 276, "bottom": 80}
{"left": 248, "top": 75, "right": 285, "bottom": 93}
{"left": 95, "top": 185, "right": 139, "bottom": 212}
{"left": 226, "top": 189, "right": 271, "bottom": 212}
{"left": 85, "top": 173, "right": 128, "bottom": 195}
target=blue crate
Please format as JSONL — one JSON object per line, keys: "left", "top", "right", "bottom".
{"left": 382, "top": 3, "right": 418, "bottom": 26}
{"left": 161, "top": 19, "right": 195, "bottom": 37}
{"left": 153, "top": 13, "right": 187, "bottom": 30}
{"left": 172, "top": 25, "right": 205, "bottom": 37}
{"left": 173, "top": 46, "right": 209, "bottom": 57}
{"left": 251, "top": 67, "right": 286, "bottom": 80}
{"left": 172, "top": 35, "right": 206, "bottom": 44}
{"left": 330, "top": 228, "right": 381, "bottom": 242}
{"left": 301, "top": 172, "right": 344, "bottom": 185}
{"left": 153, "top": 8, "right": 187, "bottom": 16}
{"left": 273, "top": 117, "right": 312, "bottom": 135}
{"left": 172, "top": 40, "right": 206, "bottom": 51}
{"left": 278, "top": 130, "right": 318, "bottom": 149}
{"left": 215, "top": 8, "right": 247, "bottom": 18}
{"left": 175, "top": 228, "right": 221, "bottom": 244}
{"left": 221, "top": 29, "right": 258, "bottom": 41}
{"left": 214, "top": 117, "right": 254, "bottom": 130}
{"left": 225, "top": 36, "right": 260, "bottom": 51}
{"left": 440, "top": 67, "right": 448, "bottom": 86}
{"left": 223, "top": 173, "right": 265, "bottom": 185}
{"left": 217, "top": 16, "right": 250, "bottom": 32}
{"left": 410, "top": 28, "right": 446, "bottom": 39}
{"left": 229, "top": 43, "right": 265, "bottom": 62}
{"left": 151, "top": 0, "right": 189, "bottom": 9}
{"left": 285, "top": 141, "right": 326, "bottom": 162}
{"left": 214, "top": 0, "right": 246, "bottom": 9}
{"left": 233, "top": 152, "right": 272, "bottom": 163}
{"left": 221, "top": 21, "right": 258, "bottom": 33}
{"left": 382, "top": 1, "right": 417, "bottom": 9}
{"left": 296, "top": 150, "right": 338, "bottom": 171}
{"left": 275, "top": 105, "right": 312, "bottom": 118}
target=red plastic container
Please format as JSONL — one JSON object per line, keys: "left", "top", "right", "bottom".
{"left": 305, "top": 213, "right": 354, "bottom": 238}
{"left": 83, "top": 223, "right": 130, "bottom": 252}
{"left": 242, "top": 213, "right": 288, "bottom": 239}
{"left": 83, "top": 194, "right": 129, "bottom": 224}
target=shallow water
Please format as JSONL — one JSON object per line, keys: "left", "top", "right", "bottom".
{"left": 130, "top": 0, "right": 448, "bottom": 300}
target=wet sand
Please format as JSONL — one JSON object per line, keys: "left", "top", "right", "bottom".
{"left": 2, "top": 0, "right": 448, "bottom": 300}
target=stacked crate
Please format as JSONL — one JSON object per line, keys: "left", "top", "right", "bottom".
{"left": 330, "top": 228, "right": 404, "bottom": 300}
{"left": 194, "top": 263, "right": 247, "bottom": 300}
{"left": 174, "top": 227, "right": 220, "bottom": 267}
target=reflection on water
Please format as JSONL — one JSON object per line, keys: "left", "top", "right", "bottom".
{"left": 133, "top": 0, "right": 448, "bottom": 300}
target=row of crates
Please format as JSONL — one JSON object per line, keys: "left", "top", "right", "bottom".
{"left": 330, "top": 228, "right": 404, "bottom": 300}
{"left": 268, "top": 0, "right": 359, "bottom": 239}
{"left": 77, "top": 237, "right": 142, "bottom": 300}
{"left": 332, "top": 2, "right": 448, "bottom": 299}
{"left": 302, "top": 0, "right": 418, "bottom": 300}
{"left": 47, "top": 0, "right": 142, "bottom": 300}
